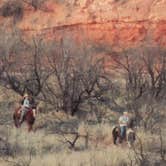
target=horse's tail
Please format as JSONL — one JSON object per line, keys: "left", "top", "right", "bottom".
{"left": 13, "top": 112, "right": 19, "bottom": 128}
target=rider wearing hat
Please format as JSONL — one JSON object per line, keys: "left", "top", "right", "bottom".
{"left": 19, "top": 93, "right": 31, "bottom": 124}
{"left": 119, "top": 111, "right": 129, "bottom": 141}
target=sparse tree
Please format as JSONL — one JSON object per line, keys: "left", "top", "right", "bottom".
{"left": 110, "top": 46, "right": 166, "bottom": 129}
{"left": 41, "top": 38, "right": 112, "bottom": 116}
{"left": 0, "top": 27, "right": 49, "bottom": 97}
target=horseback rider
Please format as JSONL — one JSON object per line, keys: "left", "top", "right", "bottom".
{"left": 19, "top": 93, "right": 31, "bottom": 124}
{"left": 119, "top": 111, "right": 130, "bottom": 141}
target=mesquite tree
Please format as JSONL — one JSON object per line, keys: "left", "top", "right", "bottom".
{"left": 41, "top": 39, "right": 112, "bottom": 116}
{"left": 0, "top": 27, "right": 49, "bottom": 97}
{"left": 110, "top": 46, "right": 166, "bottom": 130}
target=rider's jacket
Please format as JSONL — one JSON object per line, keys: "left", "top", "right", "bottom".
{"left": 23, "top": 98, "right": 30, "bottom": 108}
{"left": 119, "top": 115, "right": 129, "bottom": 127}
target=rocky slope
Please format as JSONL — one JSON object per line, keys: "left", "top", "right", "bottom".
{"left": 0, "top": 0, "right": 166, "bottom": 47}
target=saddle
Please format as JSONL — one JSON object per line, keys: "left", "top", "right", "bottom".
{"left": 18, "top": 107, "right": 30, "bottom": 114}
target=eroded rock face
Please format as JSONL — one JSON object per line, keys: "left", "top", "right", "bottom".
{"left": 1, "top": 0, "right": 166, "bottom": 46}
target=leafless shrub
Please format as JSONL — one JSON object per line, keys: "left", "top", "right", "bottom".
{"left": 41, "top": 38, "right": 112, "bottom": 116}
{"left": 128, "top": 136, "right": 150, "bottom": 166}
{"left": 0, "top": 127, "right": 22, "bottom": 158}
{"left": 139, "top": 102, "right": 165, "bottom": 133}
{"left": 58, "top": 131, "right": 80, "bottom": 150}
{"left": 2, "top": 145, "right": 34, "bottom": 166}
{"left": 111, "top": 47, "right": 166, "bottom": 101}
{"left": 0, "top": 136, "right": 13, "bottom": 157}
{"left": 0, "top": 27, "right": 114, "bottom": 118}
{"left": 0, "top": 27, "right": 50, "bottom": 98}
{"left": 110, "top": 46, "right": 166, "bottom": 129}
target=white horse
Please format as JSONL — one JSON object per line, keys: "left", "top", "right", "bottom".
{"left": 127, "top": 128, "right": 136, "bottom": 147}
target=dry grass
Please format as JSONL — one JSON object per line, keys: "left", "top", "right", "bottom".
{"left": 0, "top": 118, "right": 165, "bottom": 166}
{"left": 0, "top": 90, "right": 165, "bottom": 166}
{"left": 30, "top": 148, "right": 131, "bottom": 166}
{"left": 0, "top": 125, "right": 131, "bottom": 166}
{"left": 0, "top": 120, "right": 122, "bottom": 164}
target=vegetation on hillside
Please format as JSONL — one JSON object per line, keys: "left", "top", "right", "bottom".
{"left": 1, "top": 0, "right": 23, "bottom": 23}
{"left": 0, "top": 18, "right": 165, "bottom": 165}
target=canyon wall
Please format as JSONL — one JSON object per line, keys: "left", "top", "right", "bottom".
{"left": 0, "top": 0, "right": 166, "bottom": 47}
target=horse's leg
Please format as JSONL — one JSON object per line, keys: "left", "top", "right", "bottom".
{"left": 27, "top": 120, "right": 34, "bottom": 132}
{"left": 17, "top": 119, "right": 21, "bottom": 128}
{"left": 13, "top": 114, "right": 20, "bottom": 128}
{"left": 114, "top": 136, "right": 118, "bottom": 145}
{"left": 26, "top": 111, "right": 35, "bottom": 132}
{"left": 112, "top": 135, "right": 116, "bottom": 145}
{"left": 112, "top": 129, "right": 116, "bottom": 145}
{"left": 27, "top": 123, "right": 32, "bottom": 132}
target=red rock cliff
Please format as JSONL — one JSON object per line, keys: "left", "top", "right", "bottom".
{"left": 0, "top": 0, "right": 166, "bottom": 47}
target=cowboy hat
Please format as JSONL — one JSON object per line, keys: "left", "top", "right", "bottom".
{"left": 24, "top": 93, "right": 29, "bottom": 98}
{"left": 123, "top": 111, "right": 128, "bottom": 115}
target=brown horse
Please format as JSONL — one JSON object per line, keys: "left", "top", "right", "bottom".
{"left": 112, "top": 125, "right": 136, "bottom": 146}
{"left": 112, "top": 126, "right": 121, "bottom": 145}
{"left": 13, "top": 106, "right": 35, "bottom": 132}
